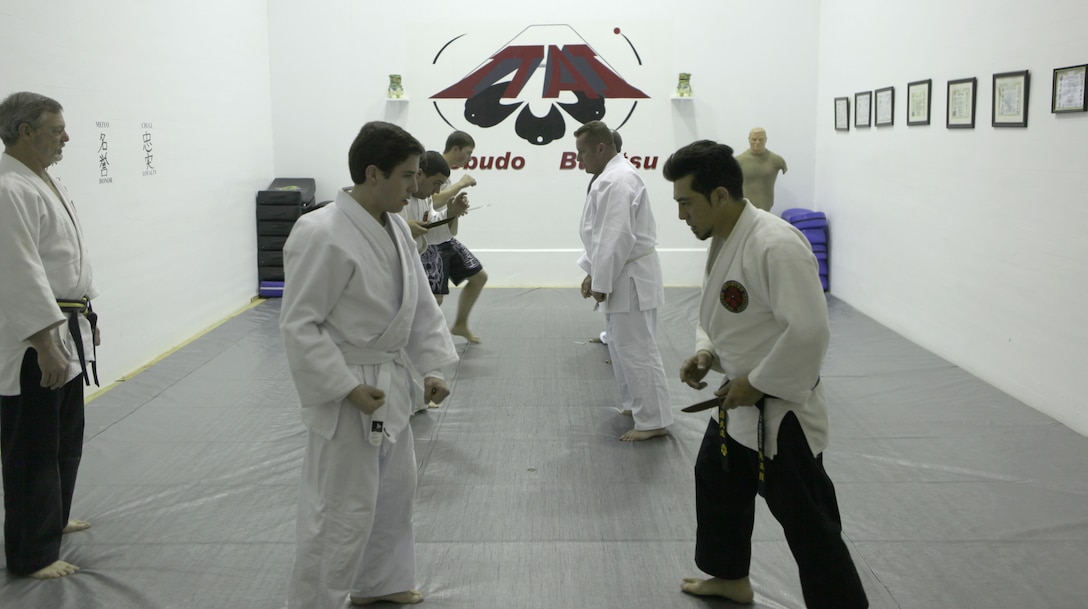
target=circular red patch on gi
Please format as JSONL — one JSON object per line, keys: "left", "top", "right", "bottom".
{"left": 719, "top": 280, "right": 748, "bottom": 313}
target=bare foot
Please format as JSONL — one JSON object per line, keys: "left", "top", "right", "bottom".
{"left": 450, "top": 324, "right": 480, "bottom": 344}
{"left": 620, "top": 427, "right": 667, "bottom": 441}
{"left": 351, "top": 590, "right": 424, "bottom": 605}
{"left": 63, "top": 519, "right": 91, "bottom": 533}
{"left": 681, "top": 576, "right": 754, "bottom": 603}
{"left": 29, "top": 560, "right": 80, "bottom": 579}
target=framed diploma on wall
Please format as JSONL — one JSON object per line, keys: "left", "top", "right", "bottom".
{"left": 992, "top": 70, "right": 1030, "bottom": 127}
{"left": 854, "top": 91, "right": 872, "bottom": 128}
{"left": 946, "top": 77, "right": 977, "bottom": 129}
{"left": 1051, "top": 64, "right": 1087, "bottom": 113}
{"left": 875, "top": 86, "right": 895, "bottom": 126}
{"left": 907, "top": 79, "right": 931, "bottom": 125}
{"left": 834, "top": 96, "right": 850, "bottom": 131}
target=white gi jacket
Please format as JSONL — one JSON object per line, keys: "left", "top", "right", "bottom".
{"left": 280, "top": 189, "right": 459, "bottom": 442}
{"left": 400, "top": 195, "right": 452, "bottom": 252}
{"left": 577, "top": 154, "right": 665, "bottom": 313}
{"left": 696, "top": 203, "right": 830, "bottom": 457}
{"left": 0, "top": 153, "right": 98, "bottom": 395}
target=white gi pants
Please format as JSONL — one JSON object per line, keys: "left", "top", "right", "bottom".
{"left": 288, "top": 402, "right": 417, "bottom": 609}
{"left": 604, "top": 307, "right": 673, "bottom": 430}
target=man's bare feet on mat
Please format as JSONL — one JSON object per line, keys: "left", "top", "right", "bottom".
{"left": 620, "top": 427, "right": 667, "bottom": 441}
{"left": 681, "top": 576, "right": 754, "bottom": 603}
{"left": 29, "top": 560, "right": 79, "bottom": 579}
{"left": 63, "top": 519, "right": 90, "bottom": 533}
{"left": 450, "top": 324, "right": 480, "bottom": 344}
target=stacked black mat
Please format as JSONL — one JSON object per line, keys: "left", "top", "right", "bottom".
{"left": 255, "top": 178, "right": 316, "bottom": 297}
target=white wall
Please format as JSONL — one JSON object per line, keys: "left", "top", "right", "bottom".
{"left": 0, "top": 0, "right": 275, "bottom": 393}
{"left": 815, "top": 0, "right": 1088, "bottom": 434}
{"left": 266, "top": 0, "right": 822, "bottom": 286}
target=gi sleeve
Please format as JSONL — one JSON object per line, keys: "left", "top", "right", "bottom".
{"left": 0, "top": 182, "right": 67, "bottom": 341}
{"left": 746, "top": 238, "right": 829, "bottom": 404}
{"left": 587, "top": 180, "right": 637, "bottom": 295}
{"left": 399, "top": 225, "right": 459, "bottom": 374}
{"left": 695, "top": 323, "right": 724, "bottom": 374}
{"left": 278, "top": 219, "right": 360, "bottom": 409}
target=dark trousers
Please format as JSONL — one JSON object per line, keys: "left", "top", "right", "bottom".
{"left": 1, "top": 348, "right": 84, "bottom": 575}
{"left": 694, "top": 412, "right": 868, "bottom": 609}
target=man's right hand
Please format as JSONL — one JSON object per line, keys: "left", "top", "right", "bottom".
{"left": 581, "top": 274, "right": 593, "bottom": 299}
{"left": 447, "top": 192, "right": 470, "bottom": 217}
{"left": 680, "top": 350, "right": 714, "bottom": 389}
{"left": 347, "top": 384, "right": 386, "bottom": 414}
{"left": 36, "top": 345, "right": 68, "bottom": 390}
{"left": 456, "top": 175, "right": 477, "bottom": 189}
{"left": 28, "top": 328, "right": 68, "bottom": 390}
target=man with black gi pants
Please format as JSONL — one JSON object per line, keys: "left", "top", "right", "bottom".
{"left": 0, "top": 92, "right": 100, "bottom": 579}
{"left": 664, "top": 140, "right": 867, "bottom": 608}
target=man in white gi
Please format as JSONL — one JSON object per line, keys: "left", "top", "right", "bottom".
{"left": 735, "top": 127, "right": 787, "bottom": 213}
{"left": 0, "top": 92, "right": 98, "bottom": 579}
{"left": 574, "top": 120, "right": 672, "bottom": 442}
{"left": 663, "top": 140, "right": 867, "bottom": 608}
{"left": 400, "top": 151, "right": 468, "bottom": 413}
{"left": 280, "top": 121, "right": 459, "bottom": 608}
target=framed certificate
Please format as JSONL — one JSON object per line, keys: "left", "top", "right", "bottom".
{"left": 854, "top": 91, "right": 872, "bottom": 128}
{"left": 875, "top": 86, "right": 895, "bottom": 126}
{"left": 992, "top": 70, "right": 1030, "bottom": 127}
{"left": 834, "top": 96, "right": 850, "bottom": 131}
{"left": 946, "top": 77, "right": 977, "bottom": 129}
{"left": 907, "top": 79, "right": 931, "bottom": 126}
{"left": 1051, "top": 64, "right": 1087, "bottom": 113}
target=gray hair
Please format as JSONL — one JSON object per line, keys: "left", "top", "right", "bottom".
{"left": 0, "top": 92, "right": 63, "bottom": 146}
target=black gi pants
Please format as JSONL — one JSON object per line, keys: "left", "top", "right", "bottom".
{"left": 694, "top": 411, "right": 868, "bottom": 609}
{"left": 1, "top": 348, "right": 84, "bottom": 576}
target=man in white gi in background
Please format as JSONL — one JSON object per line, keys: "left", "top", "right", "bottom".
{"left": 0, "top": 92, "right": 99, "bottom": 579}
{"left": 574, "top": 120, "right": 672, "bottom": 442}
{"left": 280, "top": 121, "right": 459, "bottom": 608}
{"left": 400, "top": 150, "right": 468, "bottom": 413}
{"left": 664, "top": 140, "right": 867, "bottom": 608}
{"left": 588, "top": 129, "right": 623, "bottom": 347}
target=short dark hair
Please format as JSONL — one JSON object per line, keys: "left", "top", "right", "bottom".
{"left": 573, "top": 120, "right": 614, "bottom": 149}
{"left": 348, "top": 121, "right": 424, "bottom": 185}
{"left": 0, "top": 92, "right": 63, "bottom": 146}
{"left": 421, "top": 150, "right": 450, "bottom": 178}
{"left": 444, "top": 130, "right": 475, "bottom": 153}
{"left": 611, "top": 129, "right": 623, "bottom": 153}
{"left": 662, "top": 140, "right": 744, "bottom": 202}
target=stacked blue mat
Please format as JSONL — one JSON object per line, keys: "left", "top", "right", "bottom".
{"left": 781, "top": 208, "right": 829, "bottom": 291}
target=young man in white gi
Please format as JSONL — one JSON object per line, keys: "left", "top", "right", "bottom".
{"left": 430, "top": 131, "right": 487, "bottom": 344}
{"left": 400, "top": 151, "right": 468, "bottom": 413}
{"left": 280, "top": 121, "right": 459, "bottom": 608}
{"left": 402, "top": 151, "right": 469, "bottom": 294}
{"left": 574, "top": 120, "right": 672, "bottom": 442}
{"left": 0, "top": 92, "right": 99, "bottom": 579}
{"left": 664, "top": 140, "right": 867, "bottom": 608}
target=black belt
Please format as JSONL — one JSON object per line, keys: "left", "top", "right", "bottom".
{"left": 719, "top": 396, "right": 767, "bottom": 497}
{"left": 56, "top": 298, "right": 99, "bottom": 387}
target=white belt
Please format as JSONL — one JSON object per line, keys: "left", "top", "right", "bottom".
{"left": 340, "top": 346, "right": 411, "bottom": 445}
